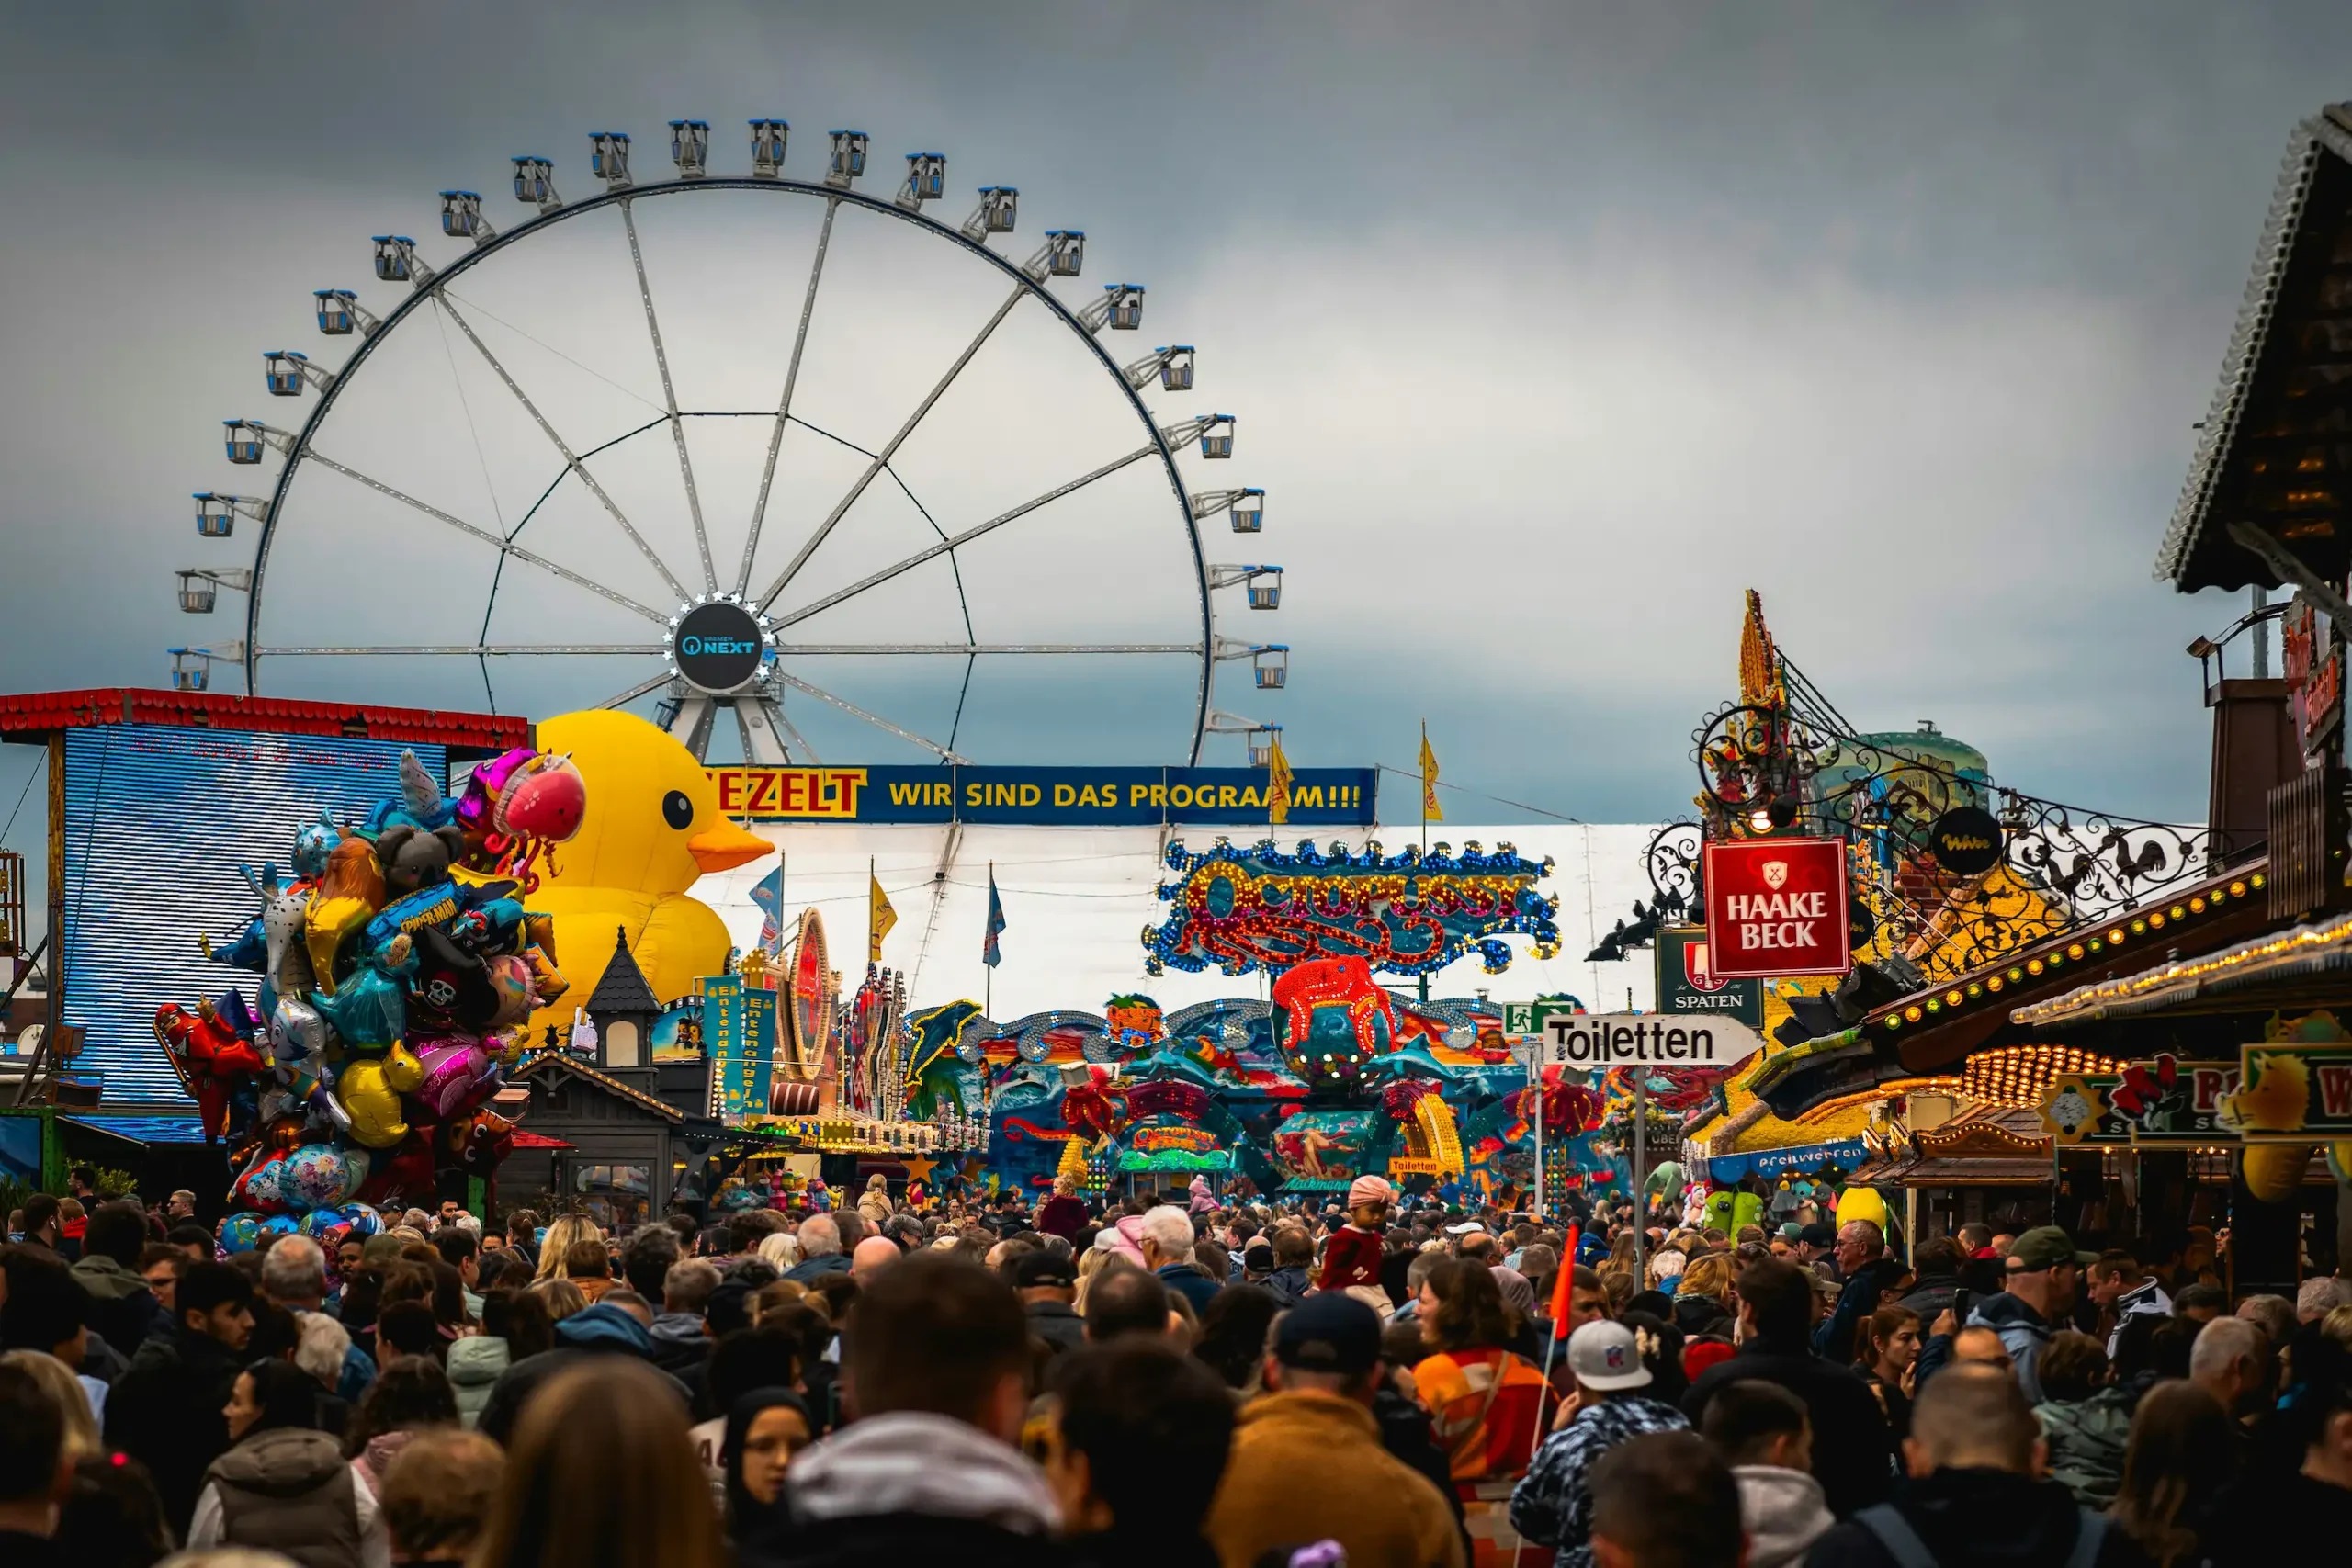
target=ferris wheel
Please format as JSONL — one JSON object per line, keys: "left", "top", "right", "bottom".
{"left": 170, "top": 120, "right": 1289, "bottom": 765}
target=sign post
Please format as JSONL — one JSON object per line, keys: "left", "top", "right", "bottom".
{"left": 1521, "top": 1014, "right": 1770, "bottom": 1277}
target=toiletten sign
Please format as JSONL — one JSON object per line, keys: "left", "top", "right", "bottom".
{"left": 1702, "top": 838, "right": 1853, "bottom": 980}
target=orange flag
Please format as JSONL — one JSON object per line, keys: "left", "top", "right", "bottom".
{"left": 1549, "top": 1225, "right": 1580, "bottom": 1324}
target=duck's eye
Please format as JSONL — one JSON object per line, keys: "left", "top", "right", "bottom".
{"left": 662, "top": 790, "right": 695, "bottom": 830}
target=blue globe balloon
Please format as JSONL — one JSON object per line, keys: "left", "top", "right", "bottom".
{"left": 220, "top": 1212, "right": 266, "bottom": 1254}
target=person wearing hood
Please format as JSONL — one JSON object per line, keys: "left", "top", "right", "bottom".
{"left": 775, "top": 1253, "right": 1060, "bottom": 1568}
{"left": 1805, "top": 1364, "right": 2135, "bottom": 1568}
{"left": 473, "top": 1294, "right": 688, "bottom": 1445}
{"left": 1701, "top": 1380, "right": 1832, "bottom": 1568}
{"left": 1186, "top": 1175, "right": 1216, "bottom": 1216}
{"left": 68, "top": 1201, "right": 167, "bottom": 1359}
{"left": 1681, "top": 1257, "right": 1894, "bottom": 1520}
{"left": 447, "top": 1288, "right": 548, "bottom": 1431}
{"left": 648, "top": 1258, "right": 721, "bottom": 1392}
{"left": 2031, "top": 1331, "right": 2132, "bottom": 1509}
{"left": 1918, "top": 1227, "right": 2094, "bottom": 1404}
{"left": 186, "top": 1356, "right": 387, "bottom": 1568}
{"left": 344, "top": 1356, "right": 458, "bottom": 1498}
{"left": 722, "top": 1387, "right": 812, "bottom": 1568}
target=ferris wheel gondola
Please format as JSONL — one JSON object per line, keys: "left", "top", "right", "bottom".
{"left": 172, "top": 116, "right": 1288, "bottom": 763}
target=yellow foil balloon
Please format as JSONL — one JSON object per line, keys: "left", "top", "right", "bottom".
{"left": 337, "top": 1058, "right": 410, "bottom": 1148}
{"left": 2241, "top": 1142, "right": 2308, "bottom": 1203}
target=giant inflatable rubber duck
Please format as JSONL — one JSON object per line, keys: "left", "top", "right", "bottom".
{"left": 523, "top": 710, "right": 772, "bottom": 1037}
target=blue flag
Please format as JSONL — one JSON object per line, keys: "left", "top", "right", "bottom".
{"left": 983, "top": 866, "right": 1007, "bottom": 968}
{"left": 749, "top": 863, "right": 786, "bottom": 951}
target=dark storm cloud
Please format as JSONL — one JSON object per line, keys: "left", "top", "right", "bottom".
{"left": 3, "top": 0, "right": 2349, "bottom": 843}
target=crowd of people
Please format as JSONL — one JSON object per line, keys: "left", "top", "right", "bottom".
{"left": 5, "top": 1162, "right": 2352, "bottom": 1568}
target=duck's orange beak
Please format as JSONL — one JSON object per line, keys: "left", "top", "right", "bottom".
{"left": 688, "top": 818, "right": 773, "bottom": 875}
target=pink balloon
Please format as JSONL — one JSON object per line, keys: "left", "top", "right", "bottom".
{"left": 410, "top": 1032, "right": 494, "bottom": 1122}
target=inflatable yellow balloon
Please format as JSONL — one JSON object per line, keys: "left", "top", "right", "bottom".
{"left": 523, "top": 711, "right": 773, "bottom": 1040}
{"left": 1836, "top": 1183, "right": 1890, "bottom": 1235}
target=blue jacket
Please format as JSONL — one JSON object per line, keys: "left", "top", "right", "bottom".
{"left": 1158, "top": 1262, "right": 1221, "bottom": 1314}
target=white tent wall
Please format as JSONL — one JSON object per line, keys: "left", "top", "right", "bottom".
{"left": 694, "top": 821, "right": 1670, "bottom": 1017}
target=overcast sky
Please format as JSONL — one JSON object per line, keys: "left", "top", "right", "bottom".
{"left": 4, "top": 0, "right": 2349, "bottom": 874}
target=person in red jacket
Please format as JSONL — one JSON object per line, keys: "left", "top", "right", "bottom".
{"left": 1318, "top": 1175, "right": 1394, "bottom": 1295}
{"left": 1037, "top": 1175, "right": 1090, "bottom": 1241}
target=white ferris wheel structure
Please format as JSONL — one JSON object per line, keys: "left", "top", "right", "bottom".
{"left": 171, "top": 118, "right": 1289, "bottom": 766}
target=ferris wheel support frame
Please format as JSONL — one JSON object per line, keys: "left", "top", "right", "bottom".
{"left": 237, "top": 173, "right": 1237, "bottom": 762}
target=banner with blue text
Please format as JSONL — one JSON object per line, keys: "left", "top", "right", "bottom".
{"left": 706, "top": 765, "right": 1377, "bottom": 826}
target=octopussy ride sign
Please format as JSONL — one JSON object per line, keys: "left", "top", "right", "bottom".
{"left": 1702, "top": 837, "right": 1852, "bottom": 980}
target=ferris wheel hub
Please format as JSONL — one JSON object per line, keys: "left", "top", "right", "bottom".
{"left": 665, "top": 596, "right": 775, "bottom": 694}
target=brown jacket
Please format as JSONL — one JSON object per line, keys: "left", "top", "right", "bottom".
{"left": 1206, "top": 1391, "right": 1464, "bottom": 1568}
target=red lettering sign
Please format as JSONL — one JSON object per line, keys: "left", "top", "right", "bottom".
{"left": 2320, "top": 1065, "right": 2352, "bottom": 1120}
{"left": 1702, "top": 838, "right": 1852, "bottom": 979}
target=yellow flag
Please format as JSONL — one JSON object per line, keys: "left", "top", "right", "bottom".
{"left": 1419, "top": 726, "right": 1443, "bottom": 822}
{"left": 868, "top": 869, "right": 898, "bottom": 962}
{"left": 1266, "top": 733, "right": 1295, "bottom": 825}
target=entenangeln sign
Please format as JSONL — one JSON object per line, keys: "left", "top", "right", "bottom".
{"left": 1532, "top": 1012, "right": 1768, "bottom": 1067}
{"left": 1702, "top": 837, "right": 1853, "bottom": 979}
{"left": 705, "top": 764, "right": 1377, "bottom": 826}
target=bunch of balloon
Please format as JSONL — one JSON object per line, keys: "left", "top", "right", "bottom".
{"left": 153, "top": 747, "right": 585, "bottom": 1264}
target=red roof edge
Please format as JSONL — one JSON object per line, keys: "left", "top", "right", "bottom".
{"left": 0, "top": 688, "right": 530, "bottom": 753}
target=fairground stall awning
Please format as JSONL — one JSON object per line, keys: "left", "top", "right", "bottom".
{"left": 2011, "top": 910, "right": 2352, "bottom": 1030}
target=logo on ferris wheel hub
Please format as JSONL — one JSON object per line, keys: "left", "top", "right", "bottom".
{"left": 669, "top": 600, "right": 771, "bottom": 694}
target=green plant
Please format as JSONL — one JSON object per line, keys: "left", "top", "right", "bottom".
{"left": 92, "top": 1166, "right": 139, "bottom": 1201}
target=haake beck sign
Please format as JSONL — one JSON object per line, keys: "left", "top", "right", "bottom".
{"left": 1702, "top": 837, "right": 1852, "bottom": 979}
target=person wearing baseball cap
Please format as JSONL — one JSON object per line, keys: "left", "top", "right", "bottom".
{"left": 1509, "top": 1319, "right": 1690, "bottom": 1568}
{"left": 1012, "top": 1248, "right": 1085, "bottom": 1357}
{"left": 1206, "top": 1293, "right": 1465, "bottom": 1568}
{"left": 1917, "top": 1225, "right": 2098, "bottom": 1405}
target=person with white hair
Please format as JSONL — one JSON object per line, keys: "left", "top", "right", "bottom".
{"left": 784, "top": 1214, "right": 848, "bottom": 1283}
{"left": 2189, "top": 1314, "right": 2270, "bottom": 1418}
{"left": 1139, "top": 1205, "right": 1218, "bottom": 1313}
{"left": 2300, "top": 1274, "right": 2352, "bottom": 1325}
{"left": 263, "top": 1237, "right": 376, "bottom": 1402}
{"left": 755, "top": 1230, "right": 802, "bottom": 1272}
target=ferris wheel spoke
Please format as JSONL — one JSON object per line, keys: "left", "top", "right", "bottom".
{"left": 598, "top": 670, "right": 676, "bottom": 711}
{"left": 254, "top": 644, "right": 664, "bottom": 657}
{"left": 434, "top": 294, "right": 695, "bottom": 603}
{"left": 775, "top": 643, "right": 1199, "bottom": 655}
{"left": 738, "top": 197, "right": 840, "bottom": 597}
{"left": 765, "top": 669, "right": 971, "bottom": 764}
{"left": 761, "top": 696, "right": 822, "bottom": 766}
{"left": 767, "top": 443, "right": 1156, "bottom": 630}
{"left": 300, "top": 449, "right": 669, "bottom": 624}
{"left": 755, "top": 281, "right": 1028, "bottom": 611}
{"left": 619, "top": 197, "right": 717, "bottom": 593}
